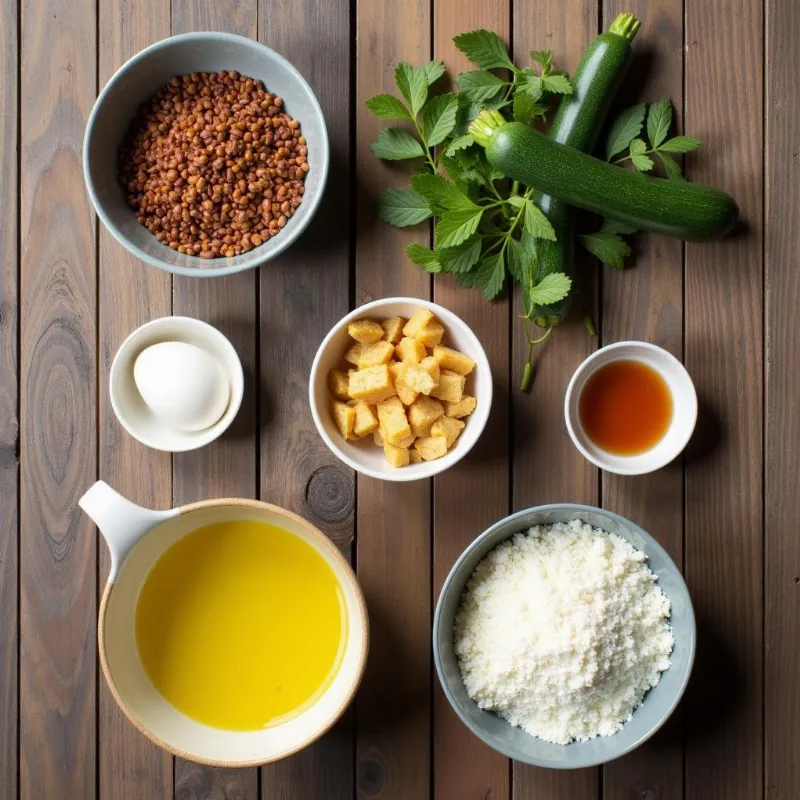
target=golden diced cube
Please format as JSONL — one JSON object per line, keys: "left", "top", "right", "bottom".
{"left": 396, "top": 336, "right": 427, "bottom": 363}
{"left": 384, "top": 442, "right": 410, "bottom": 468}
{"left": 381, "top": 316, "right": 407, "bottom": 344}
{"left": 409, "top": 449, "right": 423, "bottom": 464}
{"left": 357, "top": 340, "right": 395, "bottom": 369}
{"left": 403, "top": 308, "right": 435, "bottom": 338}
{"left": 433, "top": 345, "right": 476, "bottom": 376}
{"left": 331, "top": 400, "right": 356, "bottom": 441}
{"left": 348, "top": 364, "right": 395, "bottom": 403}
{"left": 414, "top": 435, "right": 448, "bottom": 461}
{"left": 415, "top": 321, "right": 444, "bottom": 348}
{"left": 377, "top": 397, "right": 412, "bottom": 446}
{"left": 348, "top": 319, "right": 384, "bottom": 343}
{"left": 328, "top": 368, "right": 350, "bottom": 401}
{"left": 420, "top": 356, "right": 441, "bottom": 385}
{"left": 344, "top": 341, "right": 365, "bottom": 366}
{"left": 430, "top": 369, "right": 466, "bottom": 404}
{"left": 395, "top": 370, "right": 419, "bottom": 407}
{"left": 431, "top": 416, "right": 465, "bottom": 447}
{"left": 400, "top": 363, "right": 436, "bottom": 395}
{"left": 353, "top": 400, "right": 379, "bottom": 437}
{"left": 445, "top": 395, "right": 477, "bottom": 419}
{"left": 393, "top": 433, "right": 416, "bottom": 448}
{"left": 373, "top": 428, "right": 384, "bottom": 446}
{"left": 408, "top": 395, "right": 444, "bottom": 437}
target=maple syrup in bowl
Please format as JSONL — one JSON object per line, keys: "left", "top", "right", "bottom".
{"left": 565, "top": 342, "right": 697, "bottom": 475}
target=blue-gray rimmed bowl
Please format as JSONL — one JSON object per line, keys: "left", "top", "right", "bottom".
{"left": 433, "top": 504, "right": 695, "bottom": 769}
{"left": 83, "top": 32, "right": 328, "bottom": 278}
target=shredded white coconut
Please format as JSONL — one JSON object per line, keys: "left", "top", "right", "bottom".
{"left": 454, "top": 519, "right": 674, "bottom": 745}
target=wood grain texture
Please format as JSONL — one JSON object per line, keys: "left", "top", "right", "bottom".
{"left": 0, "top": 0, "right": 18, "bottom": 794}
{"left": 354, "top": 0, "right": 432, "bottom": 795}
{"left": 19, "top": 0, "right": 98, "bottom": 795}
{"left": 764, "top": 1, "right": 800, "bottom": 798}
{"left": 431, "top": 4, "right": 510, "bottom": 799}
{"left": 600, "top": 3, "right": 685, "bottom": 798}
{"left": 684, "top": 0, "right": 763, "bottom": 798}
{"left": 257, "top": 0, "right": 354, "bottom": 795}
{"left": 170, "top": 3, "right": 259, "bottom": 800}
{"left": 509, "top": 1, "right": 599, "bottom": 797}
{"left": 96, "top": 0, "right": 173, "bottom": 797}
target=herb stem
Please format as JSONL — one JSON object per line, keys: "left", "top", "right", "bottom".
{"left": 519, "top": 323, "right": 554, "bottom": 392}
{"left": 411, "top": 117, "right": 438, "bottom": 172}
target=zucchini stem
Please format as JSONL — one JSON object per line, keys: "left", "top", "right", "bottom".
{"left": 609, "top": 12, "right": 641, "bottom": 42}
{"left": 469, "top": 109, "right": 506, "bottom": 147}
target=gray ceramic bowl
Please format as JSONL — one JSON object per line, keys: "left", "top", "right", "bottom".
{"left": 433, "top": 504, "right": 696, "bottom": 769}
{"left": 83, "top": 32, "right": 329, "bottom": 278}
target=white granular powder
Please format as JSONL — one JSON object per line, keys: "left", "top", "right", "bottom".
{"left": 454, "top": 519, "right": 674, "bottom": 745}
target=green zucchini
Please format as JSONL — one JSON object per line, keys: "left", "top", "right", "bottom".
{"left": 531, "top": 12, "right": 641, "bottom": 327}
{"left": 471, "top": 110, "right": 739, "bottom": 241}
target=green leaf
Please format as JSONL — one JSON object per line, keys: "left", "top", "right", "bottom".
{"left": 421, "top": 93, "right": 459, "bottom": 147}
{"left": 365, "top": 93, "right": 412, "bottom": 121}
{"left": 601, "top": 218, "right": 637, "bottom": 235}
{"left": 444, "top": 134, "right": 474, "bottom": 156}
{"left": 523, "top": 200, "right": 556, "bottom": 241}
{"left": 659, "top": 135, "right": 702, "bottom": 153}
{"left": 646, "top": 97, "right": 672, "bottom": 148}
{"left": 541, "top": 74, "right": 572, "bottom": 95}
{"left": 658, "top": 152, "right": 684, "bottom": 181}
{"left": 395, "top": 62, "right": 428, "bottom": 116}
{"left": 410, "top": 173, "right": 471, "bottom": 210}
{"left": 513, "top": 91, "right": 537, "bottom": 125}
{"left": 508, "top": 195, "right": 526, "bottom": 209}
{"left": 377, "top": 188, "right": 432, "bottom": 227}
{"left": 370, "top": 128, "right": 426, "bottom": 160}
{"left": 506, "top": 237, "right": 524, "bottom": 280}
{"left": 605, "top": 103, "right": 646, "bottom": 160}
{"left": 455, "top": 70, "right": 506, "bottom": 102}
{"left": 518, "top": 69, "right": 543, "bottom": 101}
{"left": 423, "top": 60, "right": 446, "bottom": 86}
{"left": 475, "top": 251, "right": 506, "bottom": 300}
{"left": 529, "top": 50, "right": 553, "bottom": 74}
{"left": 529, "top": 272, "right": 572, "bottom": 305}
{"left": 453, "top": 29, "right": 514, "bottom": 70}
{"left": 405, "top": 243, "right": 442, "bottom": 273}
{"left": 629, "top": 138, "right": 647, "bottom": 155}
{"left": 628, "top": 138, "right": 654, "bottom": 172}
{"left": 580, "top": 230, "right": 632, "bottom": 270}
{"left": 439, "top": 237, "right": 483, "bottom": 273}
{"left": 435, "top": 207, "right": 484, "bottom": 248}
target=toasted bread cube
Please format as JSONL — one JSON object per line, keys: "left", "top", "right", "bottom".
{"left": 409, "top": 449, "right": 423, "bottom": 464}
{"left": 433, "top": 345, "right": 476, "bottom": 376}
{"left": 408, "top": 395, "right": 444, "bottom": 437}
{"left": 373, "top": 428, "right": 384, "bottom": 446}
{"left": 400, "top": 363, "right": 436, "bottom": 395}
{"left": 420, "top": 356, "right": 441, "bottom": 385}
{"left": 414, "top": 435, "right": 448, "bottom": 461}
{"left": 430, "top": 369, "right": 466, "bottom": 403}
{"left": 352, "top": 400, "right": 379, "bottom": 437}
{"left": 411, "top": 422, "right": 432, "bottom": 440}
{"left": 344, "top": 341, "right": 365, "bottom": 366}
{"left": 328, "top": 368, "right": 351, "bottom": 401}
{"left": 396, "top": 336, "right": 427, "bottom": 363}
{"left": 395, "top": 372, "right": 419, "bottom": 407}
{"left": 331, "top": 400, "right": 356, "bottom": 441}
{"left": 357, "top": 340, "right": 395, "bottom": 369}
{"left": 348, "top": 319, "right": 384, "bottom": 344}
{"left": 445, "top": 395, "right": 477, "bottom": 419}
{"left": 381, "top": 316, "right": 407, "bottom": 345}
{"left": 415, "top": 321, "right": 445, "bottom": 348}
{"left": 431, "top": 416, "right": 465, "bottom": 448}
{"left": 393, "top": 433, "right": 416, "bottom": 448}
{"left": 403, "top": 308, "right": 435, "bottom": 338}
{"left": 384, "top": 442, "right": 410, "bottom": 468}
{"left": 377, "top": 397, "right": 411, "bottom": 446}
{"left": 348, "top": 364, "right": 395, "bottom": 403}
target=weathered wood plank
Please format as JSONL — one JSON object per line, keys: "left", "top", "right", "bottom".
{"left": 355, "top": 0, "right": 432, "bottom": 795}
{"left": 96, "top": 0, "right": 173, "bottom": 797}
{"left": 170, "top": 3, "right": 260, "bottom": 800}
{"left": 684, "top": 0, "right": 763, "bottom": 798}
{"left": 431, "top": 4, "right": 511, "bottom": 799}
{"left": 19, "top": 0, "right": 98, "bottom": 795}
{"left": 509, "top": 2, "right": 600, "bottom": 798}
{"left": 764, "top": 1, "right": 800, "bottom": 798}
{"left": 600, "top": 2, "right": 685, "bottom": 798}
{"left": 0, "top": 0, "right": 18, "bottom": 794}
{"left": 257, "top": 0, "right": 354, "bottom": 796}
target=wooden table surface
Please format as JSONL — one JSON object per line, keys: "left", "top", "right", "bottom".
{"left": 1, "top": 0, "right": 797, "bottom": 798}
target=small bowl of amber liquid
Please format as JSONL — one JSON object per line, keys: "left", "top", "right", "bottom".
{"left": 564, "top": 342, "right": 697, "bottom": 475}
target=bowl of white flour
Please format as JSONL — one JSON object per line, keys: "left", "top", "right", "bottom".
{"left": 433, "top": 505, "right": 695, "bottom": 769}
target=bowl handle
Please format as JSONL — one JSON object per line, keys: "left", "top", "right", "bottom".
{"left": 79, "top": 481, "right": 179, "bottom": 582}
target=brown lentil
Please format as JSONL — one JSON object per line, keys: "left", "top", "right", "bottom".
{"left": 119, "top": 71, "right": 307, "bottom": 259}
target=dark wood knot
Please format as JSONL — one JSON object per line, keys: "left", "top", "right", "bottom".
{"left": 356, "top": 757, "right": 384, "bottom": 798}
{"left": 305, "top": 464, "right": 353, "bottom": 524}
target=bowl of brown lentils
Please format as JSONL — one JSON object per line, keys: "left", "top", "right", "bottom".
{"left": 84, "top": 32, "right": 328, "bottom": 277}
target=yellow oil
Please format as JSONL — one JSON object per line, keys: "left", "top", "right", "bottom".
{"left": 135, "top": 519, "right": 346, "bottom": 731}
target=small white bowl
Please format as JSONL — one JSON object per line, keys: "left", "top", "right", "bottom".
{"left": 110, "top": 316, "right": 244, "bottom": 452}
{"left": 564, "top": 341, "right": 697, "bottom": 475}
{"left": 309, "top": 298, "right": 492, "bottom": 482}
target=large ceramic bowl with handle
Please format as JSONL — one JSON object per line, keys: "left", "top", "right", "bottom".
{"left": 83, "top": 32, "right": 328, "bottom": 278}
{"left": 433, "top": 504, "right": 695, "bottom": 769}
